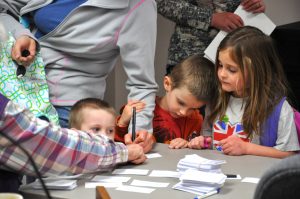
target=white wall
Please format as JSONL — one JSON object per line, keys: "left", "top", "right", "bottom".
{"left": 105, "top": 0, "right": 300, "bottom": 110}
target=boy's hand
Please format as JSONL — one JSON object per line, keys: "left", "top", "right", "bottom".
{"left": 127, "top": 144, "right": 147, "bottom": 164}
{"left": 12, "top": 35, "right": 36, "bottom": 66}
{"left": 124, "top": 130, "right": 155, "bottom": 153}
{"left": 169, "top": 138, "right": 188, "bottom": 149}
{"left": 118, "top": 100, "right": 145, "bottom": 127}
{"left": 219, "top": 135, "right": 248, "bottom": 155}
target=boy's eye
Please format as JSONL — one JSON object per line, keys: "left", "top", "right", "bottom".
{"left": 107, "top": 128, "right": 115, "bottom": 134}
{"left": 91, "top": 127, "right": 100, "bottom": 133}
{"left": 177, "top": 99, "right": 185, "bottom": 106}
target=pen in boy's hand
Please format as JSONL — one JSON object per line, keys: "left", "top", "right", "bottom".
{"left": 131, "top": 107, "right": 136, "bottom": 142}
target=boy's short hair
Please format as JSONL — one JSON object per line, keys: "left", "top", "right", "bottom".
{"left": 168, "top": 55, "right": 218, "bottom": 102}
{"left": 69, "top": 98, "right": 116, "bottom": 129}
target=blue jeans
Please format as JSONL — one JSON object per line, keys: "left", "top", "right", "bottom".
{"left": 54, "top": 106, "right": 72, "bottom": 128}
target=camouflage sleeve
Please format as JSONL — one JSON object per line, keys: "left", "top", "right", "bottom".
{"left": 226, "top": 0, "right": 241, "bottom": 12}
{"left": 156, "top": 0, "right": 213, "bottom": 31}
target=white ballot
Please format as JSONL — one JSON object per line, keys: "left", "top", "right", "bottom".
{"left": 204, "top": 5, "right": 276, "bottom": 63}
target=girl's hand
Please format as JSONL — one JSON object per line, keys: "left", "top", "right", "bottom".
{"left": 169, "top": 138, "right": 188, "bottom": 149}
{"left": 241, "top": 0, "right": 266, "bottom": 13}
{"left": 118, "top": 100, "right": 145, "bottom": 127}
{"left": 188, "top": 136, "right": 212, "bottom": 149}
{"left": 11, "top": 35, "right": 36, "bottom": 66}
{"left": 219, "top": 135, "right": 249, "bottom": 156}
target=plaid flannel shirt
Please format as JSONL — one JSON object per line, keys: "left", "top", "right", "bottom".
{"left": 0, "top": 93, "right": 128, "bottom": 176}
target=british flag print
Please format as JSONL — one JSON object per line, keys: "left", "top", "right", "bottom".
{"left": 213, "top": 117, "right": 250, "bottom": 147}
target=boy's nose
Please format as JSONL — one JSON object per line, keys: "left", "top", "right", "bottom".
{"left": 179, "top": 109, "right": 188, "bottom": 116}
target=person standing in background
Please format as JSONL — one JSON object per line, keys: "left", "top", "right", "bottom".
{"left": 0, "top": 0, "right": 157, "bottom": 153}
{"left": 156, "top": 0, "right": 266, "bottom": 74}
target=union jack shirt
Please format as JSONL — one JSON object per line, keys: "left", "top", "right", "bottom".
{"left": 0, "top": 93, "right": 128, "bottom": 176}
{"left": 212, "top": 97, "right": 250, "bottom": 148}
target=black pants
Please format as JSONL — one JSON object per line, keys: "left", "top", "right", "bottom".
{"left": 0, "top": 169, "right": 22, "bottom": 193}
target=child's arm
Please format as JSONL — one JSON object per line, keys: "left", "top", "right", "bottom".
{"left": 117, "top": 100, "right": 145, "bottom": 127}
{"left": 220, "top": 135, "right": 295, "bottom": 158}
{"left": 115, "top": 100, "right": 145, "bottom": 142}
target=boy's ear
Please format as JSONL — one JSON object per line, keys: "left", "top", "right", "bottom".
{"left": 163, "top": 76, "right": 172, "bottom": 92}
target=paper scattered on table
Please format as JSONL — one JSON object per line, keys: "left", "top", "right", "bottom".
{"left": 146, "top": 153, "right": 162, "bottom": 159}
{"left": 131, "top": 179, "right": 169, "bottom": 188}
{"left": 116, "top": 185, "right": 155, "bottom": 193}
{"left": 148, "top": 170, "right": 180, "bottom": 178}
{"left": 177, "top": 154, "right": 226, "bottom": 173}
{"left": 42, "top": 173, "right": 84, "bottom": 181}
{"left": 112, "top": 169, "right": 149, "bottom": 175}
{"left": 241, "top": 177, "right": 260, "bottom": 184}
{"left": 29, "top": 179, "right": 77, "bottom": 190}
{"left": 204, "top": 5, "right": 276, "bottom": 63}
{"left": 91, "top": 175, "right": 131, "bottom": 183}
{"left": 85, "top": 182, "right": 122, "bottom": 188}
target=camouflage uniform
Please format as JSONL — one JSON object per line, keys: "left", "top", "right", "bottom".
{"left": 157, "top": 0, "right": 241, "bottom": 67}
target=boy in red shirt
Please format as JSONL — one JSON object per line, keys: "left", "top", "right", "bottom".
{"left": 115, "top": 55, "right": 217, "bottom": 149}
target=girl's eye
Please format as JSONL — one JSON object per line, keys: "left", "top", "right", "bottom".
{"left": 229, "top": 68, "right": 237, "bottom": 73}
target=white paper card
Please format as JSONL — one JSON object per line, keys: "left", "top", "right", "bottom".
{"left": 204, "top": 5, "right": 276, "bottom": 63}
{"left": 116, "top": 185, "right": 155, "bottom": 193}
{"left": 241, "top": 177, "right": 260, "bottom": 184}
{"left": 91, "top": 175, "right": 131, "bottom": 183}
{"left": 146, "top": 153, "right": 162, "bottom": 159}
{"left": 149, "top": 170, "right": 180, "bottom": 178}
{"left": 112, "top": 169, "right": 149, "bottom": 175}
{"left": 85, "top": 182, "right": 122, "bottom": 188}
{"left": 131, "top": 179, "right": 169, "bottom": 188}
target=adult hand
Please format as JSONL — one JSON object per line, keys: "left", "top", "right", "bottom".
{"left": 118, "top": 100, "right": 145, "bottom": 127}
{"left": 211, "top": 12, "right": 243, "bottom": 32}
{"left": 188, "top": 136, "right": 212, "bottom": 149}
{"left": 169, "top": 138, "right": 188, "bottom": 149}
{"left": 124, "top": 130, "right": 155, "bottom": 153}
{"left": 242, "top": 0, "right": 266, "bottom": 13}
{"left": 219, "top": 135, "right": 249, "bottom": 156}
{"left": 11, "top": 35, "right": 36, "bottom": 66}
{"left": 127, "top": 144, "right": 147, "bottom": 164}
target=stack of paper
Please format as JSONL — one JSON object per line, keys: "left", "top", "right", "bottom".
{"left": 177, "top": 154, "right": 226, "bottom": 173}
{"left": 30, "top": 179, "right": 78, "bottom": 190}
{"left": 173, "top": 169, "right": 226, "bottom": 196}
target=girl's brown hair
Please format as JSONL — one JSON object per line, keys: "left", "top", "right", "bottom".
{"left": 209, "top": 26, "right": 290, "bottom": 137}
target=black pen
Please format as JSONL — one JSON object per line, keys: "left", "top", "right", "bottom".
{"left": 15, "top": 50, "right": 30, "bottom": 78}
{"left": 226, "top": 174, "right": 238, "bottom": 178}
{"left": 132, "top": 107, "right": 136, "bottom": 142}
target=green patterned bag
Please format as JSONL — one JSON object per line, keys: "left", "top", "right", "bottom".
{"left": 0, "top": 33, "right": 59, "bottom": 125}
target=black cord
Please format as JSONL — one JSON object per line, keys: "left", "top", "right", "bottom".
{"left": 0, "top": 131, "right": 52, "bottom": 199}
